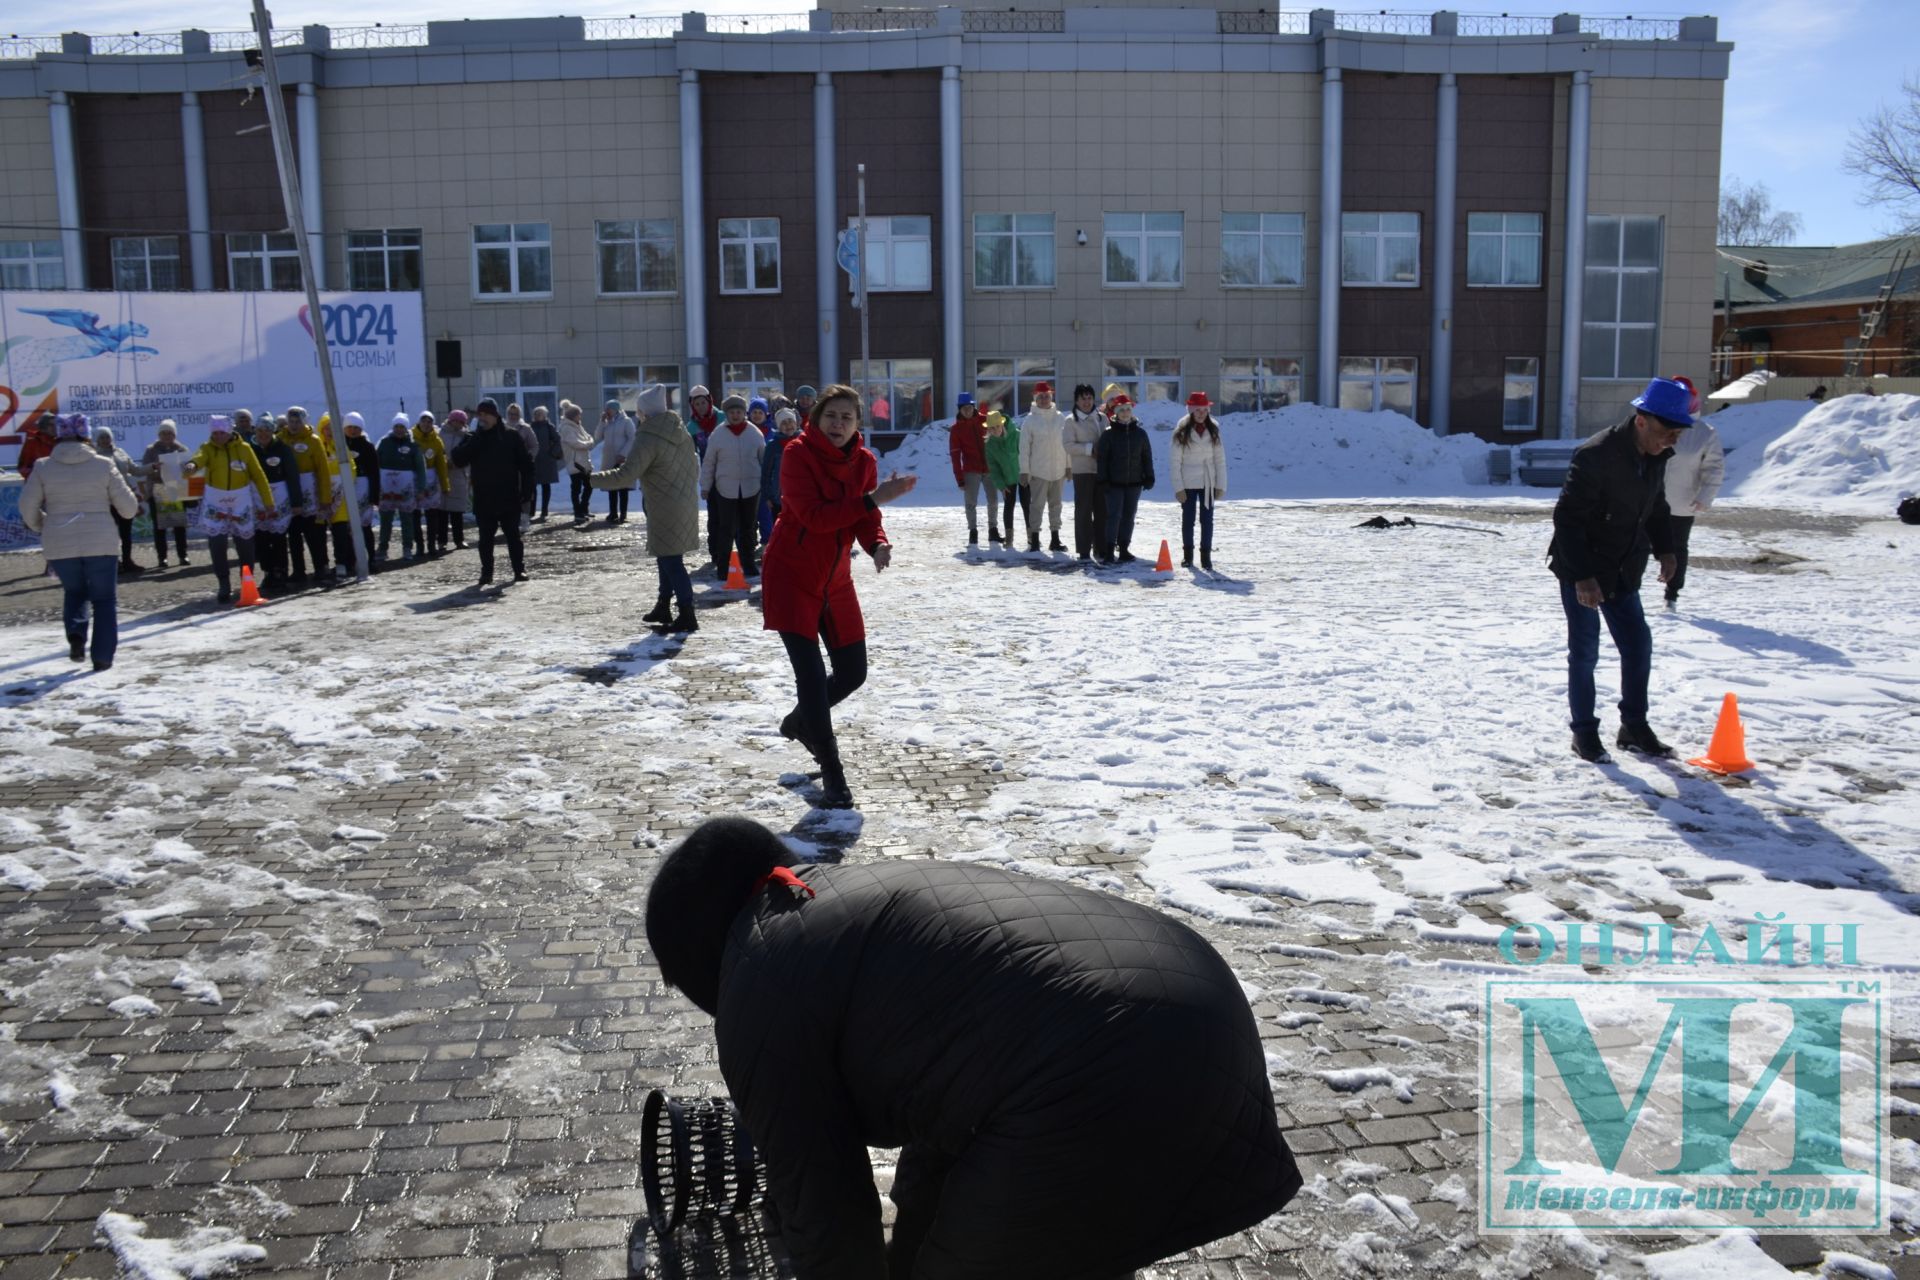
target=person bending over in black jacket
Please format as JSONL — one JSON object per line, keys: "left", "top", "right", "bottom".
{"left": 646, "top": 817, "right": 1303, "bottom": 1280}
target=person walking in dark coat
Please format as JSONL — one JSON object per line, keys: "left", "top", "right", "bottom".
{"left": 450, "top": 397, "right": 534, "bottom": 587}
{"left": 1094, "top": 394, "right": 1154, "bottom": 564}
{"left": 1548, "top": 376, "right": 1690, "bottom": 763}
{"left": 528, "top": 406, "right": 563, "bottom": 522}
{"left": 647, "top": 818, "right": 1304, "bottom": 1280}
{"left": 247, "top": 413, "right": 303, "bottom": 593}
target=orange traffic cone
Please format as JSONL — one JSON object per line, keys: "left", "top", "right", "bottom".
{"left": 1687, "top": 693, "right": 1755, "bottom": 774}
{"left": 236, "top": 566, "right": 265, "bottom": 607}
{"left": 1154, "top": 540, "right": 1173, "bottom": 573}
{"left": 725, "top": 550, "right": 748, "bottom": 591}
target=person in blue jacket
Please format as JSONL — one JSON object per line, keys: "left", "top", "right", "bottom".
{"left": 757, "top": 406, "right": 800, "bottom": 544}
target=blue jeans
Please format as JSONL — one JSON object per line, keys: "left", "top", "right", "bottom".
{"left": 1179, "top": 490, "right": 1214, "bottom": 553}
{"left": 52, "top": 555, "right": 119, "bottom": 666}
{"left": 1559, "top": 578, "right": 1652, "bottom": 733}
{"left": 1104, "top": 484, "right": 1142, "bottom": 554}
{"left": 656, "top": 555, "right": 693, "bottom": 611}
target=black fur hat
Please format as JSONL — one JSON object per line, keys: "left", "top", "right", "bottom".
{"left": 645, "top": 817, "right": 794, "bottom": 1015}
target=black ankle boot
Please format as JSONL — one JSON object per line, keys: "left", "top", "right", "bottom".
{"left": 656, "top": 608, "right": 698, "bottom": 635}
{"left": 816, "top": 756, "right": 855, "bottom": 810}
{"left": 1200, "top": 548, "right": 1212, "bottom": 571}
{"left": 68, "top": 632, "right": 86, "bottom": 663}
{"left": 779, "top": 710, "right": 823, "bottom": 763}
{"left": 642, "top": 597, "right": 672, "bottom": 625}
{"left": 1181, "top": 546, "right": 1194, "bottom": 568}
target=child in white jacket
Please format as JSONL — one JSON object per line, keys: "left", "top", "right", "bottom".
{"left": 1170, "top": 391, "right": 1228, "bottom": 569}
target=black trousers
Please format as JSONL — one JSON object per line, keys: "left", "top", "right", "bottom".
{"left": 708, "top": 493, "right": 759, "bottom": 573}
{"left": 610, "top": 487, "right": 631, "bottom": 520}
{"left": 1072, "top": 473, "right": 1105, "bottom": 557}
{"left": 779, "top": 631, "right": 868, "bottom": 783}
{"left": 113, "top": 512, "right": 135, "bottom": 564}
{"left": 151, "top": 501, "right": 188, "bottom": 561}
{"left": 255, "top": 529, "right": 289, "bottom": 582}
{"left": 288, "top": 514, "right": 329, "bottom": 575}
{"left": 1666, "top": 515, "right": 1695, "bottom": 600}
{"left": 425, "top": 508, "right": 448, "bottom": 550}
{"left": 330, "top": 522, "right": 371, "bottom": 572}
{"left": 569, "top": 471, "right": 592, "bottom": 519}
{"left": 207, "top": 534, "right": 256, "bottom": 586}
{"left": 535, "top": 482, "right": 552, "bottom": 518}
{"left": 1000, "top": 483, "right": 1029, "bottom": 536}
{"left": 476, "top": 511, "right": 525, "bottom": 579}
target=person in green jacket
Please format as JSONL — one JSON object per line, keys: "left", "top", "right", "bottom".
{"left": 984, "top": 406, "right": 1025, "bottom": 544}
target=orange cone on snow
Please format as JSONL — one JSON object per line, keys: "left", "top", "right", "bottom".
{"left": 1154, "top": 540, "right": 1173, "bottom": 573}
{"left": 725, "top": 550, "right": 748, "bottom": 591}
{"left": 1688, "top": 693, "right": 1755, "bottom": 774}
{"left": 236, "top": 566, "right": 265, "bottom": 607}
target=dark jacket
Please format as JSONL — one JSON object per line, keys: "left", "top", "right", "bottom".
{"left": 344, "top": 434, "right": 380, "bottom": 494}
{"left": 251, "top": 437, "right": 303, "bottom": 508}
{"left": 529, "top": 417, "right": 563, "bottom": 484}
{"left": 451, "top": 421, "right": 534, "bottom": 517}
{"left": 375, "top": 432, "right": 427, "bottom": 485}
{"left": 1548, "top": 419, "right": 1677, "bottom": 594}
{"left": 760, "top": 429, "right": 796, "bottom": 506}
{"left": 1096, "top": 419, "right": 1155, "bottom": 489}
{"left": 718, "top": 860, "right": 1301, "bottom": 1280}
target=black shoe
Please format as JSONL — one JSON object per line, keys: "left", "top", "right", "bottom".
{"left": 68, "top": 634, "right": 86, "bottom": 663}
{"left": 217, "top": 585, "right": 233, "bottom": 604}
{"left": 1572, "top": 730, "right": 1612, "bottom": 763}
{"left": 1201, "top": 549, "right": 1213, "bottom": 571}
{"left": 476, "top": 572, "right": 494, "bottom": 588}
{"left": 1181, "top": 547, "right": 1194, "bottom": 568}
{"left": 655, "top": 609, "right": 698, "bottom": 635}
{"left": 1616, "top": 722, "right": 1675, "bottom": 758}
{"left": 1663, "top": 595, "right": 1678, "bottom": 610}
{"left": 1118, "top": 549, "right": 1136, "bottom": 564}
{"left": 1028, "top": 536, "right": 1041, "bottom": 552}
{"left": 1076, "top": 552, "right": 1091, "bottom": 563}
{"left": 988, "top": 530, "right": 1003, "bottom": 544}
{"left": 179, "top": 555, "right": 190, "bottom": 566}
{"left": 815, "top": 780, "right": 856, "bottom": 810}
{"left": 642, "top": 599, "right": 672, "bottom": 625}
{"left": 289, "top": 571, "right": 308, "bottom": 583}
{"left": 779, "top": 710, "right": 823, "bottom": 763}
{"left": 92, "top": 659, "right": 112, "bottom": 672}
{"left": 1049, "top": 538, "right": 1066, "bottom": 552}
{"left": 969, "top": 530, "right": 979, "bottom": 546}
{"left": 534, "top": 513, "right": 548, "bottom": 524}
{"left": 512, "top": 570, "right": 530, "bottom": 583}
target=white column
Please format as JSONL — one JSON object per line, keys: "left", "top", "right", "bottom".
{"left": 1316, "top": 67, "right": 1343, "bottom": 407}
{"left": 296, "top": 83, "right": 324, "bottom": 288}
{"left": 48, "top": 91, "right": 86, "bottom": 289}
{"left": 680, "top": 70, "right": 708, "bottom": 393}
{"left": 1556, "top": 70, "right": 1591, "bottom": 438}
{"left": 1429, "top": 73, "right": 1458, "bottom": 434}
{"left": 940, "top": 66, "right": 964, "bottom": 408}
{"left": 814, "top": 73, "right": 838, "bottom": 388}
{"left": 182, "top": 91, "right": 214, "bottom": 291}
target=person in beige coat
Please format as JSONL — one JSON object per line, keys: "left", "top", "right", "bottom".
{"left": 1170, "top": 391, "right": 1229, "bottom": 570}
{"left": 20, "top": 414, "right": 140, "bottom": 670}
{"left": 590, "top": 384, "right": 704, "bottom": 633}
{"left": 1017, "top": 381, "right": 1071, "bottom": 552}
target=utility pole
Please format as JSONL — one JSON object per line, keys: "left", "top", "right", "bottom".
{"left": 248, "top": 0, "right": 368, "bottom": 581}
{"left": 857, "top": 162, "right": 870, "bottom": 409}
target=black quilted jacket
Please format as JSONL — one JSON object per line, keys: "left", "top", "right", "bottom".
{"left": 715, "top": 860, "right": 1301, "bottom": 1280}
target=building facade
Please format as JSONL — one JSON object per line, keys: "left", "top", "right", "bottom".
{"left": 1714, "top": 236, "right": 1919, "bottom": 383}
{"left": 0, "top": 6, "right": 1729, "bottom": 439}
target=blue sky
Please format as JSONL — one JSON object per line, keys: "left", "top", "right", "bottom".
{"left": 14, "top": 0, "right": 1911, "bottom": 245}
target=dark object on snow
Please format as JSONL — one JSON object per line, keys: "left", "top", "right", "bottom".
{"left": 1354, "top": 514, "right": 1502, "bottom": 536}
{"left": 1898, "top": 495, "right": 1920, "bottom": 525}
{"left": 646, "top": 818, "right": 1302, "bottom": 1279}
{"left": 630, "top": 1089, "right": 795, "bottom": 1279}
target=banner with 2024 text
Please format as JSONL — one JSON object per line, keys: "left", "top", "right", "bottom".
{"left": 0, "top": 290, "right": 427, "bottom": 463}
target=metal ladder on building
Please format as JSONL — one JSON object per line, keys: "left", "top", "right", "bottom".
{"left": 1848, "top": 246, "right": 1912, "bottom": 374}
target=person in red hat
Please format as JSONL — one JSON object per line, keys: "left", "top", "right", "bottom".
{"left": 1170, "top": 391, "right": 1227, "bottom": 569}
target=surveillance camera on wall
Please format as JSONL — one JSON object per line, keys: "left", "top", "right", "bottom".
{"left": 1076, "top": 229, "right": 1088, "bottom": 246}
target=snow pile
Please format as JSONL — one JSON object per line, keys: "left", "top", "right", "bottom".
{"left": 1636, "top": 1230, "right": 1796, "bottom": 1279}
{"left": 95, "top": 1212, "right": 265, "bottom": 1280}
{"left": 882, "top": 404, "right": 1505, "bottom": 504}
{"left": 1718, "top": 393, "right": 1920, "bottom": 514}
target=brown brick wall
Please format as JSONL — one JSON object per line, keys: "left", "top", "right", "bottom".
{"left": 200, "top": 89, "right": 300, "bottom": 291}
{"left": 74, "top": 95, "right": 186, "bottom": 288}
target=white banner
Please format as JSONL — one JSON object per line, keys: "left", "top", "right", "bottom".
{"left": 1, "top": 290, "right": 427, "bottom": 461}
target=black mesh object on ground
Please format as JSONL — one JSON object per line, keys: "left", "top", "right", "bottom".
{"left": 630, "top": 1090, "right": 796, "bottom": 1280}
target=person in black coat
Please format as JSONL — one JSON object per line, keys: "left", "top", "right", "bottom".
{"left": 450, "top": 397, "right": 534, "bottom": 587}
{"left": 1094, "top": 395, "right": 1155, "bottom": 565}
{"left": 647, "top": 818, "right": 1303, "bottom": 1280}
{"left": 1548, "top": 376, "right": 1690, "bottom": 763}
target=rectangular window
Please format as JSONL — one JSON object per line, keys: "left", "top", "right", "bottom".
{"left": 1582, "top": 215, "right": 1662, "bottom": 381}
{"left": 1103, "top": 212, "right": 1184, "bottom": 288}
{"left": 601, "top": 365, "right": 683, "bottom": 417}
{"left": 1341, "top": 213, "right": 1421, "bottom": 287}
{"left": 1503, "top": 357, "right": 1540, "bottom": 430}
{"left": 849, "top": 216, "right": 932, "bottom": 293}
{"left": 110, "top": 236, "right": 182, "bottom": 292}
{"left": 1102, "top": 356, "right": 1183, "bottom": 406}
{"left": 227, "top": 232, "right": 302, "bottom": 291}
{"left": 721, "top": 362, "right": 784, "bottom": 405}
{"left": 1337, "top": 357, "right": 1418, "bottom": 416}
{"left": 473, "top": 223, "right": 552, "bottom": 298}
{"left": 1218, "top": 358, "right": 1304, "bottom": 414}
{"left": 477, "top": 367, "right": 559, "bottom": 421}
{"left": 0, "top": 239, "right": 66, "bottom": 290}
{"left": 1467, "top": 213, "right": 1543, "bottom": 287}
{"left": 1221, "top": 213, "right": 1305, "bottom": 288}
{"left": 973, "top": 357, "right": 1056, "bottom": 417}
{"left": 719, "top": 218, "right": 781, "bottom": 295}
{"left": 596, "top": 219, "right": 678, "bottom": 296}
{"left": 973, "top": 213, "right": 1055, "bottom": 289}
{"left": 850, "top": 359, "right": 935, "bottom": 432}
{"left": 346, "top": 228, "right": 422, "bottom": 292}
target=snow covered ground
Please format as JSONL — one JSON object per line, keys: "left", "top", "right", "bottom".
{"left": 2, "top": 396, "right": 1917, "bottom": 1277}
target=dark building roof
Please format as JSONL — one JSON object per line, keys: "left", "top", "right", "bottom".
{"left": 1717, "top": 235, "right": 1920, "bottom": 311}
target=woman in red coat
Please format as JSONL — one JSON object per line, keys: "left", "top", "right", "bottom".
{"left": 762, "top": 383, "right": 917, "bottom": 809}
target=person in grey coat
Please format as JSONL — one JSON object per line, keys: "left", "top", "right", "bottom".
{"left": 21, "top": 414, "right": 141, "bottom": 670}
{"left": 591, "top": 384, "right": 703, "bottom": 635}
{"left": 528, "top": 405, "right": 563, "bottom": 523}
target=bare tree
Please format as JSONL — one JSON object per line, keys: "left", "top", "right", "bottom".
{"left": 1843, "top": 77, "right": 1920, "bottom": 234}
{"left": 1718, "top": 176, "right": 1803, "bottom": 245}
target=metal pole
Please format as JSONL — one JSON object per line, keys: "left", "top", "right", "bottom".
{"left": 1555, "top": 70, "right": 1591, "bottom": 439}
{"left": 814, "top": 73, "right": 838, "bottom": 390}
{"left": 250, "top": 0, "right": 367, "bottom": 580}
{"left": 1316, "top": 68, "right": 1343, "bottom": 408}
{"left": 939, "top": 66, "right": 963, "bottom": 411}
{"left": 857, "top": 162, "right": 870, "bottom": 403}
{"left": 1429, "top": 72, "right": 1457, "bottom": 434}
{"left": 679, "top": 70, "right": 708, "bottom": 393}
{"left": 181, "top": 91, "right": 214, "bottom": 291}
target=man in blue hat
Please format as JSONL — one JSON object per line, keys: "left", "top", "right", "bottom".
{"left": 1548, "top": 377, "right": 1691, "bottom": 762}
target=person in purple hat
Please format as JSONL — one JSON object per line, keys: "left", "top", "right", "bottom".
{"left": 1547, "top": 377, "right": 1691, "bottom": 763}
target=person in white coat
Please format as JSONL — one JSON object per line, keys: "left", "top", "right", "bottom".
{"left": 596, "top": 401, "right": 638, "bottom": 524}
{"left": 700, "top": 393, "right": 767, "bottom": 578}
{"left": 1661, "top": 408, "right": 1724, "bottom": 608}
{"left": 1017, "top": 381, "right": 1071, "bottom": 553}
{"left": 556, "top": 401, "right": 598, "bottom": 523}
{"left": 1170, "top": 391, "right": 1228, "bottom": 570}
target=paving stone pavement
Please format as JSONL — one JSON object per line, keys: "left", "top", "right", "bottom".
{"left": 1, "top": 518, "right": 1914, "bottom": 1280}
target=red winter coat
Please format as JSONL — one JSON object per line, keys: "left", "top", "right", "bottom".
{"left": 760, "top": 422, "right": 888, "bottom": 646}
{"left": 948, "top": 412, "right": 988, "bottom": 483}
